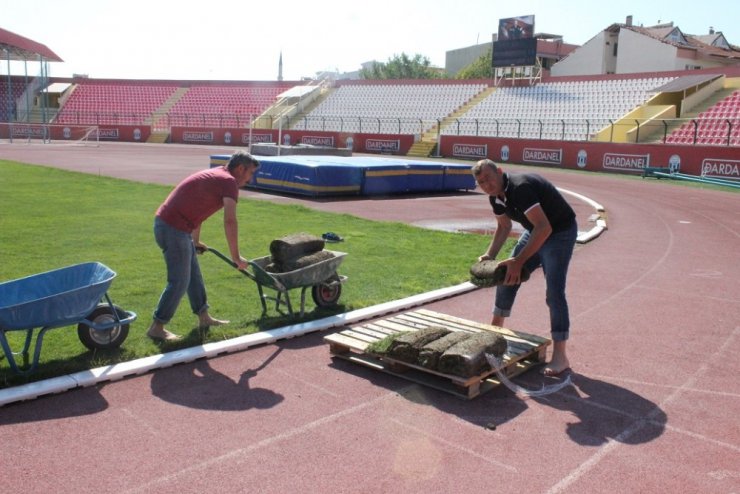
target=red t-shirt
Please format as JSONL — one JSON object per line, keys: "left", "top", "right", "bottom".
{"left": 156, "top": 167, "right": 239, "bottom": 233}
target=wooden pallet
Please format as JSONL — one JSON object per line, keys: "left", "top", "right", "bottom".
{"left": 324, "top": 309, "right": 550, "bottom": 399}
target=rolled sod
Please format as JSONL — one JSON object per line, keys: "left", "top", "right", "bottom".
{"left": 469, "top": 259, "right": 530, "bottom": 287}
{"left": 269, "top": 232, "right": 325, "bottom": 263}
{"left": 385, "top": 326, "right": 452, "bottom": 363}
{"left": 437, "top": 331, "right": 507, "bottom": 378}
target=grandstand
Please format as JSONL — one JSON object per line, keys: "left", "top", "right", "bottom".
{"left": 440, "top": 76, "right": 676, "bottom": 140}
{"left": 666, "top": 89, "right": 740, "bottom": 146}
{"left": 290, "top": 81, "right": 488, "bottom": 135}
{"left": 0, "top": 80, "right": 26, "bottom": 121}
{"left": 2, "top": 21, "right": 739, "bottom": 180}
{"left": 55, "top": 81, "right": 179, "bottom": 126}
{"left": 165, "top": 83, "right": 294, "bottom": 129}
{"left": 0, "top": 26, "right": 61, "bottom": 123}
{"left": 52, "top": 79, "right": 298, "bottom": 131}
{"left": 6, "top": 71, "right": 738, "bottom": 147}
{"left": 286, "top": 70, "right": 740, "bottom": 147}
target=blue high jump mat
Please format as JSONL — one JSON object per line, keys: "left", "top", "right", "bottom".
{"left": 209, "top": 155, "right": 475, "bottom": 197}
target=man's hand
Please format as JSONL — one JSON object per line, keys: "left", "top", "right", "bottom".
{"left": 194, "top": 241, "right": 208, "bottom": 254}
{"left": 478, "top": 253, "right": 493, "bottom": 263}
{"left": 233, "top": 256, "right": 249, "bottom": 270}
{"left": 499, "top": 257, "right": 524, "bottom": 285}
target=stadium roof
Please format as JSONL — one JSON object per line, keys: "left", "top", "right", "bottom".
{"left": 0, "top": 26, "right": 63, "bottom": 62}
{"left": 654, "top": 73, "right": 722, "bottom": 92}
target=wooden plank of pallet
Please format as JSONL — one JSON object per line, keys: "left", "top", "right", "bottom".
{"left": 415, "top": 309, "right": 550, "bottom": 345}
{"left": 328, "top": 310, "right": 548, "bottom": 359}
{"left": 324, "top": 309, "right": 551, "bottom": 399}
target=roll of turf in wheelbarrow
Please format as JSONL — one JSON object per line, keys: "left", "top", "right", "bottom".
{"left": 269, "top": 233, "right": 325, "bottom": 264}
{"left": 268, "top": 250, "right": 335, "bottom": 273}
{"left": 437, "top": 331, "right": 508, "bottom": 378}
{"left": 469, "top": 260, "right": 531, "bottom": 287}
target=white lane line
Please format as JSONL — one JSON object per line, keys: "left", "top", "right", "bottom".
{"left": 586, "top": 374, "right": 740, "bottom": 399}
{"left": 389, "top": 417, "right": 518, "bottom": 473}
{"left": 271, "top": 367, "right": 342, "bottom": 399}
{"left": 545, "top": 326, "right": 739, "bottom": 493}
{"left": 121, "top": 388, "right": 407, "bottom": 493}
{"left": 571, "top": 206, "right": 674, "bottom": 323}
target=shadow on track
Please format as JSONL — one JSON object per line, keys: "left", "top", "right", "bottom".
{"left": 150, "top": 347, "right": 284, "bottom": 411}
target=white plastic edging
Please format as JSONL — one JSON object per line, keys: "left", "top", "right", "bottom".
{"left": 577, "top": 225, "right": 606, "bottom": 243}
{"left": 559, "top": 187, "right": 605, "bottom": 212}
{"left": 0, "top": 282, "right": 478, "bottom": 407}
{"left": 0, "top": 375, "right": 78, "bottom": 405}
{"left": 560, "top": 187, "right": 607, "bottom": 244}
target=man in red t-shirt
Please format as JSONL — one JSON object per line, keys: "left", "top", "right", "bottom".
{"left": 147, "top": 151, "right": 260, "bottom": 341}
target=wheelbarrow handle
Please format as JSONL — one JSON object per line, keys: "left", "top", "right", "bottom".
{"left": 205, "top": 247, "right": 257, "bottom": 281}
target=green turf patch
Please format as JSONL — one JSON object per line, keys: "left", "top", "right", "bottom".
{"left": 365, "top": 332, "right": 409, "bottom": 355}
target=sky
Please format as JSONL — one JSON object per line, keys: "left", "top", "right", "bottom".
{"left": 3, "top": 0, "right": 739, "bottom": 81}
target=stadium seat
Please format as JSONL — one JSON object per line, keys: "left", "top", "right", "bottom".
{"left": 298, "top": 82, "right": 487, "bottom": 134}
{"left": 55, "top": 81, "right": 294, "bottom": 129}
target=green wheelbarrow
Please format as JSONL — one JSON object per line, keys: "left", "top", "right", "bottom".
{"left": 207, "top": 248, "right": 348, "bottom": 318}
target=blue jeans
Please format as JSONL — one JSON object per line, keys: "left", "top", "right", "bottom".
{"left": 152, "top": 217, "right": 208, "bottom": 324}
{"left": 494, "top": 220, "right": 577, "bottom": 342}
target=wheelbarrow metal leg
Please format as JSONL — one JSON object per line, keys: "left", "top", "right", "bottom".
{"left": 0, "top": 326, "right": 51, "bottom": 375}
{"left": 28, "top": 327, "right": 52, "bottom": 375}
{"left": 22, "top": 327, "right": 34, "bottom": 356}
{"left": 0, "top": 328, "right": 34, "bottom": 374}
{"left": 281, "top": 291, "right": 294, "bottom": 317}
{"left": 0, "top": 330, "right": 22, "bottom": 374}
{"left": 255, "top": 283, "right": 268, "bottom": 315}
{"left": 299, "top": 286, "right": 310, "bottom": 318}
{"left": 102, "top": 293, "right": 123, "bottom": 325}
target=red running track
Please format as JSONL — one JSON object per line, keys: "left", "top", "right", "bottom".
{"left": 0, "top": 142, "right": 738, "bottom": 493}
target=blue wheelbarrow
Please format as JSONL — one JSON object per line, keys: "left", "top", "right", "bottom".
{"left": 0, "top": 262, "right": 137, "bottom": 375}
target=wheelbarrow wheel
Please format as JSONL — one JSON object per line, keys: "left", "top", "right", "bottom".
{"left": 312, "top": 282, "right": 342, "bottom": 307}
{"left": 77, "top": 304, "right": 130, "bottom": 351}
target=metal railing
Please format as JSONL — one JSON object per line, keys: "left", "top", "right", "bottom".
{"left": 440, "top": 116, "right": 740, "bottom": 145}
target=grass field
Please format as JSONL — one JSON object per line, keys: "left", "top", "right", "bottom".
{"left": 0, "top": 159, "right": 509, "bottom": 387}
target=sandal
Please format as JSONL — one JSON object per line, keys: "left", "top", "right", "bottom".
{"left": 322, "top": 232, "right": 343, "bottom": 243}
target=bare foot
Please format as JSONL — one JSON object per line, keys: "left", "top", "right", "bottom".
{"left": 199, "top": 315, "right": 229, "bottom": 328}
{"left": 147, "top": 324, "right": 181, "bottom": 341}
{"left": 541, "top": 361, "right": 571, "bottom": 377}
{"left": 541, "top": 340, "right": 570, "bottom": 376}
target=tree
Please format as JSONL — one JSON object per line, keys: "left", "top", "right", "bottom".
{"left": 456, "top": 48, "right": 493, "bottom": 79}
{"left": 360, "top": 53, "right": 443, "bottom": 79}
